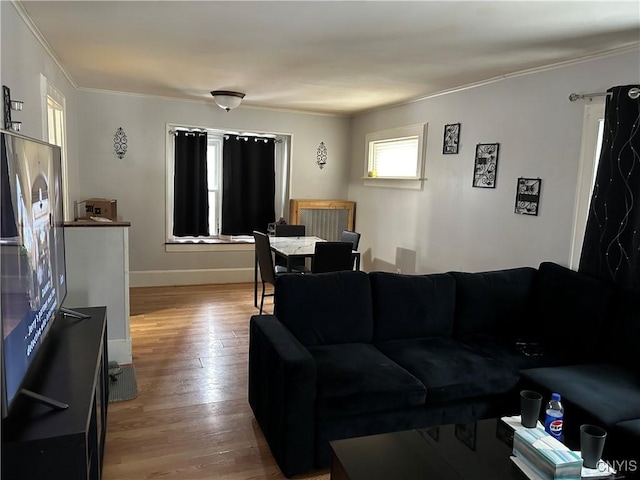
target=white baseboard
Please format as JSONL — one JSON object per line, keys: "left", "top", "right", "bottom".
{"left": 130, "top": 268, "right": 254, "bottom": 287}
{"left": 108, "top": 339, "right": 132, "bottom": 365}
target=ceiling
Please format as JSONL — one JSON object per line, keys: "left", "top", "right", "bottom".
{"left": 18, "top": 1, "right": 640, "bottom": 116}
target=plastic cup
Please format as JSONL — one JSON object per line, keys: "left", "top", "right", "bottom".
{"left": 520, "top": 390, "right": 543, "bottom": 428}
{"left": 580, "top": 424, "right": 607, "bottom": 469}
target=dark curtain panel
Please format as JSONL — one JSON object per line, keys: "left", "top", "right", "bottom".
{"left": 579, "top": 85, "right": 640, "bottom": 288}
{"left": 221, "top": 136, "right": 276, "bottom": 235}
{"left": 1, "top": 134, "right": 18, "bottom": 237}
{"left": 173, "top": 131, "right": 209, "bottom": 237}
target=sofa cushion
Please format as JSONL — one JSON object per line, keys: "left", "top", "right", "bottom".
{"left": 520, "top": 364, "right": 640, "bottom": 426}
{"left": 370, "top": 272, "right": 456, "bottom": 342}
{"left": 451, "top": 267, "right": 536, "bottom": 339}
{"left": 274, "top": 271, "right": 373, "bottom": 346}
{"left": 307, "top": 343, "right": 426, "bottom": 418}
{"left": 376, "top": 337, "right": 520, "bottom": 404}
{"left": 460, "top": 333, "right": 579, "bottom": 371}
{"left": 534, "top": 262, "right": 614, "bottom": 356}
{"left": 605, "top": 287, "right": 640, "bottom": 372}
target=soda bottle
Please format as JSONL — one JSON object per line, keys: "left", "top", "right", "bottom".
{"left": 544, "top": 392, "right": 564, "bottom": 441}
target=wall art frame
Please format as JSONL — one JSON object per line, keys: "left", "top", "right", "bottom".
{"left": 443, "top": 123, "right": 461, "bottom": 154}
{"left": 472, "top": 142, "right": 499, "bottom": 188}
{"left": 514, "top": 177, "right": 541, "bottom": 215}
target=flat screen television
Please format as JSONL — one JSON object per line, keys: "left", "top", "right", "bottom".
{"left": 1, "top": 129, "right": 69, "bottom": 418}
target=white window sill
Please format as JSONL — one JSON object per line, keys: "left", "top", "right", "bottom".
{"left": 165, "top": 236, "right": 255, "bottom": 252}
{"left": 362, "top": 177, "right": 426, "bottom": 190}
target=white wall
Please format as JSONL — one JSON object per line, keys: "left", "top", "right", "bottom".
{"left": 1, "top": 2, "right": 80, "bottom": 216}
{"left": 348, "top": 50, "right": 640, "bottom": 274}
{"left": 75, "top": 91, "right": 351, "bottom": 284}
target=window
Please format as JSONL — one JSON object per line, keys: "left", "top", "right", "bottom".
{"left": 166, "top": 125, "right": 290, "bottom": 245}
{"left": 364, "top": 123, "right": 426, "bottom": 189}
{"left": 569, "top": 102, "right": 605, "bottom": 269}
{"left": 206, "top": 134, "right": 223, "bottom": 236}
{"left": 42, "top": 77, "right": 69, "bottom": 220}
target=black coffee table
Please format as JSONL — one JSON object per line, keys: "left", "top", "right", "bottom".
{"left": 330, "top": 418, "right": 535, "bottom": 480}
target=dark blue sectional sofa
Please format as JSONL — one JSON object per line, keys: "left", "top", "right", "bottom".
{"left": 248, "top": 262, "right": 640, "bottom": 477}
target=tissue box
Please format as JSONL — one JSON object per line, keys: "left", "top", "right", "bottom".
{"left": 513, "top": 427, "right": 582, "bottom": 480}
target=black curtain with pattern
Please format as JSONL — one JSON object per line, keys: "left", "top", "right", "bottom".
{"left": 221, "top": 136, "right": 275, "bottom": 235}
{"left": 173, "top": 131, "right": 209, "bottom": 237}
{"left": 579, "top": 85, "right": 640, "bottom": 288}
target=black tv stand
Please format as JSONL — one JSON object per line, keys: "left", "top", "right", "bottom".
{"left": 2, "top": 307, "right": 108, "bottom": 480}
{"left": 19, "top": 388, "right": 69, "bottom": 410}
{"left": 60, "top": 306, "right": 92, "bottom": 319}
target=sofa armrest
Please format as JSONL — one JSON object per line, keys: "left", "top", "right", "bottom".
{"left": 249, "top": 315, "right": 316, "bottom": 477}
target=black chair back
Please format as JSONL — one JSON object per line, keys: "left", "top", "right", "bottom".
{"left": 254, "top": 231, "right": 276, "bottom": 285}
{"left": 275, "top": 224, "right": 306, "bottom": 237}
{"left": 341, "top": 230, "right": 361, "bottom": 250}
{"left": 311, "top": 242, "right": 355, "bottom": 273}
{"left": 253, "top": 231, "right": 278, "bottom": 315}
{"left": 275, "top": 224, "right": 307, "bottom": 271}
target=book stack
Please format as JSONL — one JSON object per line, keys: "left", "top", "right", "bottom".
{"left": 512, "top": 426, "right": 582, "bottom": 480}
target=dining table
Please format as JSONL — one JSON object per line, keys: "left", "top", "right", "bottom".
{"left": 253, "top": 236, "right": 361, "bottom": 308}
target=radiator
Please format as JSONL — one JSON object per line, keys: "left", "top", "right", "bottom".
{"left": 299, "top": 209, "right": 350, "bottom": 241}
{"left": 289, "top": 199, "right": 356, "bottom": 241}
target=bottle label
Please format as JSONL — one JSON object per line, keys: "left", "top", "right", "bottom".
{"left": 548, "top": 419, "right": 563, "bottom": 435}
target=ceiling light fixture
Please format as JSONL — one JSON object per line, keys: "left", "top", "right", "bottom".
{"left": 210, "top": 90, "right": 245, "bottom": 112}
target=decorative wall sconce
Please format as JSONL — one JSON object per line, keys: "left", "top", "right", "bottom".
{"left": 3, "top": 86, "right": 13, "bottom": 130}
{"left": 114, "top": 127, "right": 128, "bottom": 159}
{"left": 316, "top": 141, "right": 327, "bottom": 169}
{"left": 3, "top": 86, "right": 24, "bottom": 131}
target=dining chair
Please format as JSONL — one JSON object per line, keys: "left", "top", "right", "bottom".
{"left": 311, "top": 241, "right": 355, "bottom": 274}
{"left": 275, "top": 223, "right": 308, "bottom": 272}
{"left": 253, "top": 231, "right": 279, "bottom": 314}
{"left": 275, "top": 224, "right": 306, "bottom": 237}
{"left": 341, "top": 230, "right": 361, "bottom": 250}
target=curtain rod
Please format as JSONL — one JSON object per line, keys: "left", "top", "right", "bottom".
{"left": 169, "top": 128, "right": 282, "bottom": 142}
{"left": 224, "top": 134, "right": 282, "bottom": 143}
{"left": 568, "top": 91, "right": 611, "bottom": 102}
{"left": 569, "top": 87, "right": 640, "bottom": 102}
{"left": 169, "top": 128, "right": 206, "bottom": 135}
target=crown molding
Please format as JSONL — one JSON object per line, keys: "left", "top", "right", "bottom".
{"left": 357, "top": 43, "right": 640, "bottom": 117}
{"left": 10, "top": 1, "right": 78, "bottom": 89}
{"left": 75, "top": 86, "right": 349, "bottom": 118}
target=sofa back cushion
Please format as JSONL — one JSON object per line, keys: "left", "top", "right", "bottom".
{"left": 534, "top": 262, "right": 614, "bottom": 356}
{"left": 274, "top": 271, "right": 373, "bottom": 346}
{"left": 605, "top": 286, "right": 640, "bottom": 372}
{"left": 370, "top": 272, "right": 456, "bottom": 342}
{"left": 451, "top": 267, "right": 537, "bottom": 339}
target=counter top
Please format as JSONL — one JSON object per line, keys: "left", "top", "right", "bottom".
{"left": 65, "top": 220, "right": 131, "bottom": 227}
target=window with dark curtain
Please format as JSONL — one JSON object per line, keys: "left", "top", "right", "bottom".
{"left": 221, "top": 136, "right": 276, "bottom": 235}
{"left": 173, "top": 131, "right": 209, "bottom": 237}
{"left": 579, "top": 85, "right": 640, "bottom": 288}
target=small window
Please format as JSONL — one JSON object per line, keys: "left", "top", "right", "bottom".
{"left": 364, "top": 124, "right": 426, "bottom": 189}
{"left": 43, "top": 78, "right": 69, "bottom": 220}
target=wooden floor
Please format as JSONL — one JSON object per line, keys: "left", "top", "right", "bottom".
{"left": 102, "top": 283, "right": 330, "bottom": 480}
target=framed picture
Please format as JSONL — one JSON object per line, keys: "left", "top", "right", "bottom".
{"left": 472, "top": 143, "right": 499, "bottom": 188}
{"left": 443, "top": 123, "right": 460, "bottom": 154}
{"left": 515, "top": 177, "right": 542, "bottom": 215}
